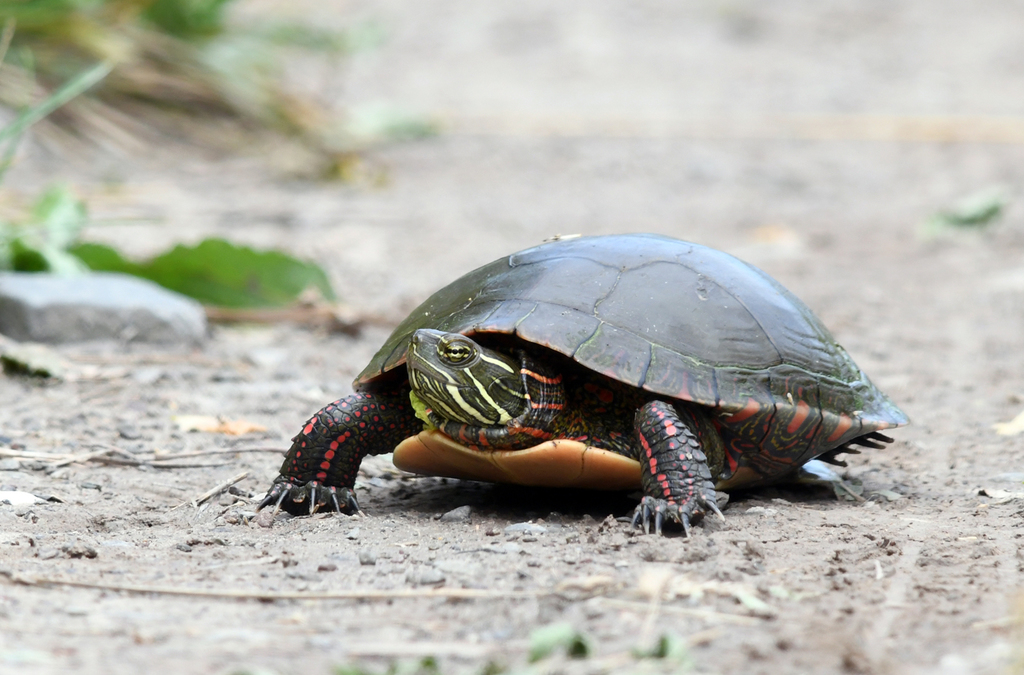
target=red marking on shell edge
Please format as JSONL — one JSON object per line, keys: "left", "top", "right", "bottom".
{"left": 726, "top": 448, "right": 739, "bottom": 473}
{"left": 325, "top": 450, "right": 335, "bottom": 460}
{"left": 316, "top": 472, "right": 327, "bottom": 480}
{"left": 657, "top": 473, "right": 667, "bottom": 482}
{"left": 664, "top": 421, "right": 677, "bottom": 435}
{"left": 303, "top": 424, "right": 314, "bottom": 435}
{"left": 787, "top": 400, "right": 811, "bottom": 434}
{"left": 826, "top": 414, "right": 854, "bottom": 442}
{"left": 320, "top": 461, "right": 331, "bottom": 470}
{"left": 649, "top": 458, "right": 657, "bottom": 472}
{"left": 722, "top": 397, "right": 762, "bottom": 424}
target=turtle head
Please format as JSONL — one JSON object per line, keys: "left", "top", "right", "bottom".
{"left": 406, "top": 329, "right": 527, "bottom": 426}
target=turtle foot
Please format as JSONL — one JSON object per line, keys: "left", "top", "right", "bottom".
{"left": 631, "top": 493, "right": 723, "bottom": 537}
{"left": 257, "top": 478, "right": 360, "bottom": 516}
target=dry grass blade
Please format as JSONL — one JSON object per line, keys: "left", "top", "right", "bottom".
{"left": 181, "top": 470, "right": 248, "bottom": 509}
{"left": 596, "top": 597, "right": 762, "bottom": 626}
{"left": 1, "top": 572, "right": 542, "bottom": 602}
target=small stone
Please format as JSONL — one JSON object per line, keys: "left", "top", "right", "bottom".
{"left": 406, "top": 567, "right": 445, "bottom": 586}
{"left": 345, "top": 528, "right": 360, "bottom": 540}
{"left": 62, "top": 543, "right": 98, "bottom": 559}
{"left": 0, "top": 490, "right": 42, "bottom": 505}
{"left": 504, "top": 522, "right": 547, "bottom": 536}
{"left": 79, "top": 482, "right": 102, "bottom": 491}
{"left": 439, "top": 505, "right": 472, "bottom": 522}
{"left": 117, "top": 425, "right": 142, "bottom": 440}
{"left": 175, "top": 543, "right": 193, "bottom": 553}
{"left": 131, "top": 367, "right": 165, "bottom": 385}
{"left": 0, "top": 459, "right": 22, "bottom": 471}
{"left": 317, "top": 563, "right": 338, "bottom": 572}
{"left": 745, "top": 506, "right": 766, "bottom": 515}
{"left": 255, "top": 510, "right": 276, "bottom": 528}
{"left": 358, "top": 550, "right": 378, "bottom": 565}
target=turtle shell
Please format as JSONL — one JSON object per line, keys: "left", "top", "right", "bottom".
{"left": 358, "top": 234, "right": 907, "bottom": 457}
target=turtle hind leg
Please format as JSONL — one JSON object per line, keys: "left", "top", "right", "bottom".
{"left": 631, "top": 401, "right": 725, "bottom": 536}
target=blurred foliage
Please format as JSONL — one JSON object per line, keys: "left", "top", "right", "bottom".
{"left": 71, "top": 237, "right": 336, "bottom": 307}
{"left": 528, "top": 622, "right": 591, "bottom": 662}
{"left": 0, "top": 1, "right": 433, "bottom": 166}
{"left": 0, "top": 185, "right": 336, "bottom": 308}
{"left": 921, "top": 186, "right": 1009, "bottom": 237}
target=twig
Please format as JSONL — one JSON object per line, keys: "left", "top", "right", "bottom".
{"left": 344, "top": 641, "right": 512, "bottom": 658}
{"left": 153, "top": 447, "right": 285, "bottom": 461}
{"left": 1, "top": 572, "right": 542, "bottom": 601}
{"left": 596, "top": 597, "right": 762, "bottom": 626}
{"left": 47, "top": 447, "right": 117, "bottom": 469}
{"left": 0, "top": 449, "right": 73, "bottom": 460}
{"left": 95, "top": 457, "right": 232, "bottom": 469}
{"left": 181, "top": 471, "right": 248, "bottom": 510}
{"left": 970, "top": 615, "right": 1018, "bottom": 631}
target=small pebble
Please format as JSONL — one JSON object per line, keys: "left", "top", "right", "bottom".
{"left": 358, "top": 550, "right": 378, "bottom": 565}
{"left": 255, "top": 510, "right": 276, "bottom": 528}
{"left": 318, "top": 563, "right": 338, "bottom": 572}
{"left": 0, "top": 459, "right": 21, "bottom": 471}
{"left": 62, "top": 543, "right": 98, "bottom": 559}
{"left": 439, "top": 505, "right": 472, "bottom": 522}
{"left": 176, "top": 543, "right": 193, "bottom": 553}
{"left": 118, "top": 425, "right": 142, "bottom": 441}
{"left": 406, "top": 567, "right": 445, "bottom": 586}
{"left": 504, "top": 522, "right": 547, "bottom": 536}
{"left": 345, "top": 528, "right": 360, "bottom": 540}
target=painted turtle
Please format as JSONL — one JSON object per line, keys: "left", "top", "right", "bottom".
{"left": 259, "top": 234, "right": 907, "bottom": 534}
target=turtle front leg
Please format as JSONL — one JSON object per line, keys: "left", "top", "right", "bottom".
{"left": 631, "top": 401, "right": 725, "bottom": 536}
{"left": 258, "top": 389, "right": 420, "bottom": 516}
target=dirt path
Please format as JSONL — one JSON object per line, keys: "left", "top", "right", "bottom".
{"left": 2, "top": 2, "right": 1024, "bottom": 673}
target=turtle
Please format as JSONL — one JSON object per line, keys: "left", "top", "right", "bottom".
{"left": 258, "top": 233, "right": 908, "bottom": 535}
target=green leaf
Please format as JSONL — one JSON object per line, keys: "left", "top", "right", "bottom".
{"left": 632, "top": 633, "right": 690, "bottom": 664}
{"left": 528, "top": 622, "right": 590, "bottom": 662}
{"left": 922, "top": 186, "right": 1009, "bottom": 236}
{"left": 71, "top": 237, "right": 336, "bottom": 308}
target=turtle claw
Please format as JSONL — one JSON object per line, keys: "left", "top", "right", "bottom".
{"left": 257, "top": 478, "right": 361, "bottom": 516}
{"left": 632, "top": 492, "right": 723, "bottom": 537}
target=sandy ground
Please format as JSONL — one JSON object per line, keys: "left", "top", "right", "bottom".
{"left": 2, "top": 1, "right": 1024, "bottom": 673}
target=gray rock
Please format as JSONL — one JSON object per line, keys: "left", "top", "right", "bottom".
{"left": 0, "top": 272, "right": 207, "bottom": 344}
{"left": 439, "top": 505, "right": 472, "bottom": 522}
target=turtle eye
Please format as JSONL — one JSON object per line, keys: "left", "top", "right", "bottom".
{"left": 439, "top": 339, "right": 474, "bottom": 364}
